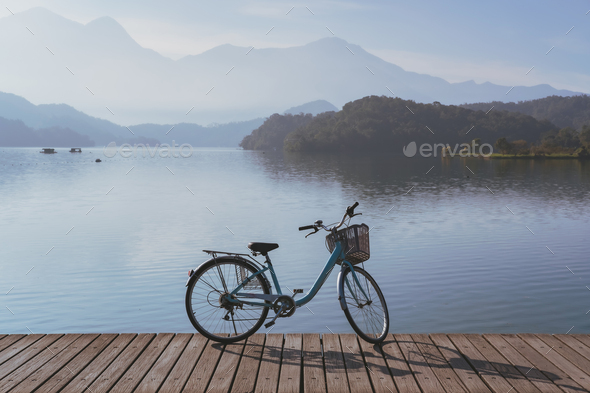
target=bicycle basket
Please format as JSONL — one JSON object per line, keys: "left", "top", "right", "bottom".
{"left": 325, "top": 224, "right": 370, "bottom": 265}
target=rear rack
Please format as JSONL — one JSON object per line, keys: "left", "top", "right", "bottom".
{"left": 202, "top": 249, "right": 261, "bottom": 265}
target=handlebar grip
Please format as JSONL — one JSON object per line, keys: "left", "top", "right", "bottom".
{"left": 347, "top": 201, "right": 360, "bottom": 216}
{"left": 299, "top": 225, "right": 315, "bottom": 231}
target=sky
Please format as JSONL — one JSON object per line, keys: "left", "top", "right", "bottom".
{"left": 3, "top": 0, "right": 590, "bottom": 93}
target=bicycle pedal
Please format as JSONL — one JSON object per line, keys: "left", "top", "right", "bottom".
{"left": 264, "top": 321, "right": 275, "bottom": 328}
{"left": 293, "top": 289, "right": 304, "bottom": 294}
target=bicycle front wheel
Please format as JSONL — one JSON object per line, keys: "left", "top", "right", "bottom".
{"left": 339, "top": 266, "right": 389, "bottom": 343}
{"left": 186, "top": 258, "right": 270, "bottom": 343}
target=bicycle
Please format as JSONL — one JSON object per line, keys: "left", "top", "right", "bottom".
{"left": 185, "top": 202, "right": 389, "bottom": 343}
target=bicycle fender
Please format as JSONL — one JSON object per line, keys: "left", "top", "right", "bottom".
{"left": 336, "top": 269, "right": 347, "bottom": 310}
{"left": 185, "top": 256, "right": 271, "bottom": 292}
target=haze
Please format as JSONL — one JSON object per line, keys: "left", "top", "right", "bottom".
{"left": 1, "top": 1, "right": 588, "bottom": 126}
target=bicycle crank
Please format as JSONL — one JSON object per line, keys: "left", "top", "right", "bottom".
{"left": 264, "top": 295, "right": 296, "bottom": 328}
{"left": 273, "top": 295, "right": 296, "bottom": 317}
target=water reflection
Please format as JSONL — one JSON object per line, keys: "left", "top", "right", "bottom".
{"left": 1, "top": 148, "right": 589, "bottom": 334}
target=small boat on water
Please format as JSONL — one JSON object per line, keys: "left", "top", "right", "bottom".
{"left": 40, "top": 148, "right": 57, "bottom": 154}
{"left": 69, "top": 148, "right": 82, "bottom": 153}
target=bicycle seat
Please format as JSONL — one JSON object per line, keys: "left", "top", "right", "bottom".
{"left": 248, "top": 242, "right": 279, "bottom": 255}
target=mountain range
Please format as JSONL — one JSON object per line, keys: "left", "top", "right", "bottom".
{"left": 0, "top": 91, "right": 342, "bottom": 147}
{"left": 0, "top": 7, "right": 581, "bottom": 126}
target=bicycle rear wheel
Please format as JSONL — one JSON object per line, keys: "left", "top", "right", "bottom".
{"left": 186, "top": 258, "right": 270, "bottom": 343}
{"left": 339, "top": 266, "right": 389, "bottom": 343}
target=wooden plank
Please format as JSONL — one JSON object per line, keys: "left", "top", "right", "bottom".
{"left": 10, "top": 333, "right": 100, "bottom": 393}
{"left": 0, "top": 334, "right": 79, "bottom": 392}
{"left": 430, "top": 334, "right": 492, "bottom": 393}
{"left": 501, "top": 334, "right": 583, "bottom": 393}
{"left": 231, "top": 334, "right": 265, "bottom": 393}
{"left": 159, "top": 334, "right": 208, "bottom": 393}
{"left": 571, "top": 334, "right": 590, "bottom": 350}
{"left": 0, "top": 335, "right": 6, "bottom": 342}
{"left": 1, "top": 332, "right": 583, "bottom": 393}
{"left": 254, "top": 334, "right": 283, "bottom": 393}
{"left": 448, "top": 334, "right": 514, "bottom": 393}
{"left": 554, "top": 334, "right": 590, "bottom": 362}
{"left": 395, "top": 333, "right": 445, "bottom": 393}
{"left": 381, "top": 334, "right": 420, "bottom": 393}
{"left": 207, "top": 338, "right": 246, "bottom": 393}
{"left": 411, "top": 334, "right": 466, "bottom": 393}
{"left": 183, "top": 336, "right": 227, "bottom": 393}
{"left": 135, "top": 333, "right": 192, "bottom": 393}
{"left": 57, "top": 333, "right": 136, "bottom": 393}
{"left": 135, "top": 334, "right": 189, "bottom": 390}
{"left": 323, "top": 333, "right": 350, "bottom": 393}
{"left": 483, "top": 334, "right": 562, "bottom": 393}
{"left": 534, "top": 334, "right": 590, "bottom": 376}
{"left": 302, "top": 334, "right": 327, "bottom": 393}
{"left": 0, "top": 335, "right": 26, "bottom": 355}
{"left": 339, "top": 334, "right": 372, "bottom": 393}
{"left": 465, "top": 334, "right": 541, "bottom": 393}
{"left": 0, "top": 334, "right": 45, "bottom": 368}
{"left": 86, "top": 333, "right": 156, "bottom": 393}
{"left": 109, "top": 332, "right": 175, "bottom": 393}
{"left": 278, "top": 333, "right": 302, "bottom": 393}
{"left": 357, "top": 335, "right": 396, "bottom": 393}
{"left": 519, "top": 333, "right": 590, "bottom": 391}
{"left": 0, "top": 334, "right": 66, "bottom": 380}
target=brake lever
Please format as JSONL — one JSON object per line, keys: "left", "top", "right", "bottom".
{"left": 305, "top": 227, "right": 320, "bottom": 238}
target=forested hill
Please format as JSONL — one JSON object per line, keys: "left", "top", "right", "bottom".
{"left": 461, "top": 95, "right": 590, "bottom": 130}
{"left": 241, "top": 96, "right": 558, "bottom": 152}
{"left": 240, "top": 113, "right": 315, "bottom": 150}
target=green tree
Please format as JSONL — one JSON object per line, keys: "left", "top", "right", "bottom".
{"left": 579, "top": 125, "right": 590, "bottom": 148}
{"left": 495, "top": 137, "right": 513, "bottom": 155}
{"left": 554, "top": 127, "right": 580, "bottom": 148}
{"left": 240, "top": 113, "right": 313, "bottom": 150}
{"left": 511, "top": 139, "right": 529, "bottom": 154}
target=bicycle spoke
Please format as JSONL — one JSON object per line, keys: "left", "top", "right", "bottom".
{"left": 216, "top": 263, "right": 229, "bottom": 293}
{"left": 342, "top": 267, "right": 388, "bottom": 342}
{"left": 187, "top": 260, "right": 269, "bottom": 341}
{"left": 200, "top": 279, "right": 223, "bottom": 294}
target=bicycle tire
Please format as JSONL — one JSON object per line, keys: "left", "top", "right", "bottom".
{"left": 186, "top": 258, "right": 270, "bottom": 343}
{"left": 339, "top": 266, "right": 389, "bottom": 343}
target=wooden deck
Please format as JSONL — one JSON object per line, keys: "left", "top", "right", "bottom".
{"left": 0, "top": 333, "right": 589, "bottom": 393}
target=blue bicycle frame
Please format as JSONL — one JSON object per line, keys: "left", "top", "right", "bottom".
{"left": 228, "top": 238, "right": 369, "bottom": 309}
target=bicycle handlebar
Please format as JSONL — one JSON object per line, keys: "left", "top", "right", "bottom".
{"left": 347, "top": 202, "right": 359, "bottom": 216}
{"left": 299, "top": 225, "right": 315, "bottom": 231}
{"left": 299, "top": 202, "right": 361, "bottom": 236}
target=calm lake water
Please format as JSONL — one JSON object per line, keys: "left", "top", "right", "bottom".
{"left": 1, "top": 147, "right": 589, "bottom": 335}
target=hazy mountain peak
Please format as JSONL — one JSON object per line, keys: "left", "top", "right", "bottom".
{"left": 15, "top": 6, "right": 69, "bottom": 19}
{"left": 306, "top": 37, "right": 351, "bottom": 47}
{"left": 83, "top": 15, "right": 138, "bottom": 46}
{"left": 8, "top": 7, "right": 83, "bottom": 29}
{"left": 284, "top": 100, "right": 338, "bottom": 115}
{"left": 85, "top": 15, "right": 125, "bottom": 30}
{"left": 0, "top": 9, "right": 582, "bottom": 125}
